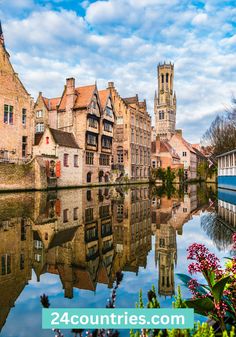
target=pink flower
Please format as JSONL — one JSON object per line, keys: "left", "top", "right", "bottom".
{"left": 187, "top": 243, "right": 221, "bottom": 275}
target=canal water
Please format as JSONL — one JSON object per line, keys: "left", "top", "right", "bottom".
{"left": 0, "top": 184, "right": 235, "bottom": 337}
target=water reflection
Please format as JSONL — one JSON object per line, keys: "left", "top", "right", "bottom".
{"left": 0, "top": 184, "right": 234, "bottom": 335}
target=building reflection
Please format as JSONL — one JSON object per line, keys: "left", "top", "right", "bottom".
{"left": 0, "top": 186, "right": 152, "bottom": 331}
{"left": 200, "top": 188, "right": 236, "bottom": 251}
{"left": 0, "top": 184, "right": 233, "bottom": 332}
{"left": 0, "top": 193, "right": 34, "bottom": 332}
{"left": 151, "top": 184, "right": 214, "bottom": 297}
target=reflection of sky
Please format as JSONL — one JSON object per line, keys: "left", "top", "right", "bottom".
{"left": 1, "top": 212, "right": 231, "bottom": 337}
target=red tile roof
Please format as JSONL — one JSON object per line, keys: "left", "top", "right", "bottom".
{"left": 98, "top": 89, "right": 109, "bottom": 110}
{"left": 42, "top": 97, "right": 61, "bottom": 111}
{"left": 58, "top": 84, "right": 96, "bottom": 110}
{"left": 74, "top": 85, "right": 96, "bottom": 109}
{"left": 160, "top": 140, "right": 180, "bottom": 159}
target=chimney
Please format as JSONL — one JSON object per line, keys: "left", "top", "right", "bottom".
{"left": 66, "top": 77, "right": 75, "bottom": 107}
{"left": 66, "top": 77, "right": 75, "bottom": 94}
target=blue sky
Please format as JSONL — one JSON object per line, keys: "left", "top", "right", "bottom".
{"left": 0, "top": 0, "right": 236, "bottom": 142}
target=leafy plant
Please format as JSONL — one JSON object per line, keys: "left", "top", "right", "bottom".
{"left": 177, "top": 234, "right": 236, "bottom": 332}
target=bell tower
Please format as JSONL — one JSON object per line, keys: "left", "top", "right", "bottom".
{"left": 154, "top": 62, "right": 176, "bottom": 140}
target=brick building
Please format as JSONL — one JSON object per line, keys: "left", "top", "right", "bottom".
{"left": 34, "top": 92, "right": 60, "bottom": 135}
{"left": 109, "top": 82, "right": 151, "bottom": 180}
{"left": 33, "top": 127, "right": 83, "bottom": 187}
{"left": 56, "top": 78, "right": 115, "bottom": 184}
{"left": 151, "top": 138, "right": 183, "bottom": 170}
{"left": 0, "top": 22, "right": 33, "bottom": 162}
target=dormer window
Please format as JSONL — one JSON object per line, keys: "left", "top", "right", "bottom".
{"left": 36, "top": 110, "right": 43, "bottom": 118}
{"left": 106, "top": 106, "right": 112, "bottom": 116}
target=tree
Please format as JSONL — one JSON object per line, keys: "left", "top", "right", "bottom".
{"left": 202, "top": 99, "right": 236, "bottom": 156}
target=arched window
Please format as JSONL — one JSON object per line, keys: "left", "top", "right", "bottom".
{"left": 87, "top": 172, "right": 92, "bottom": 183}
{"left": 166, "top": 73, "right": 169, "bottom": 83}
{"left": 161, "top": 74, "right": 164, "bottom": 83}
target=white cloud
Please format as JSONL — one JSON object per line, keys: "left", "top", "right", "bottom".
{"left": 192, "top": 12, "right": 208, "bottom": 25}
{"left": 1, "top": 0, "right": 235, "bottom": 143}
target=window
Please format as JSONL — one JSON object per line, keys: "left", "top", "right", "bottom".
{"left": 87, "top": 172, "right": 92, "bottom": 182}
{"left": 22, "top": 108, "right": 26, "bottom": 125}
{"left": 63, "top": 209, "right": 69, "bottom": 223}
{"left": 74, "top": 154, "right": 78, "bottom": 167}
{"left": 131, "top": 129, "right": 134, "bottom": 143}
{"left": 117, "top": 147, "right": 123, "bottom": 163}
{"left": 21, "top": 219, "right": 26, "bottom": 241}
{"left": 88, "top": 118, "right": 98, "bottom": 128}
{"left": 87, "top": 133, "right": 97, "bottom": 146}
{"left": 86, "top": 152, "right": 94, "bottom": 165}
{"left": 104, "top": 122, "right": 112, "bottom": 132}
{"left": 36, "top": 123, "right": 44, "bottom": 133}
{"left": 117, "top": 116, "right": 123, "bottom": 125}
{"left": 159, "top": 111, "right": 164, "bottom": 120}
{"left": 99, "top": 154, "right": 110, "bottom": 166}
{"left": 22, "top": 136, "right": 27, "bottom": 158}
{"left": 35, "top": 254, "right": 41, "bottom": 262}
{"left": 102, "top": 136, "right": 112, "bottom": 149}
{"left": 20, "top": 253, "right": 24, "bottom": 270}
{"left": 85, "top": 208, "right": 94, "bottom": 222}
{"left": 36, "top": 110, "right": 43, "bottom": 118}
{"left": 63, "top": 153, "right": 69, "bottom": 167}
{"left": 73, "top": 207, "right": 78, "bottom": 220}
{"left": 106, "top": 106, "right": 112, "bottom": 116}
{"left": 4, "top": 105, "right": 13, "bottom": 124}
{"left": 1, "top": 254, "right": 11, "bottom": 275}
{"left": 183, "top": 152, "right": 187, "bottom": 157}
{"left": 46, "top": 136, "right": 49, "bottom": 144}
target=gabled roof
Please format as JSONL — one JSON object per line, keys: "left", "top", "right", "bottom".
{"left": 49, "top": 128, "right": 80, "bottom": 149}
{"left": 98, "top": 89, "right": 109, "bottom": 110}
{"left": 42, "top": 97, "right": 61, "bottom": 111}
{"left": 74, "top": 85, "right": 96, "bottom": 109}
{"left": 192, "top": 147, "right": 207, "bottom": 159}
{"left": 160, "top": 140, "right": 180, "bottom": 160}
{"left": 174, "top": 133, "right": 196, "bottom": 154}
{"left": 48, "top": 226, "right": 79, "bottom": 249}
{"left": 123, "top": 95, "right": 138, "bottom": 105}
{"left": 35, "top": 133, "right": 44, "bottom": 145}
{"left": 58, "top": 84, "right": 96, "bottom": 110}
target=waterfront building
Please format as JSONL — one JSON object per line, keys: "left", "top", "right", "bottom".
{"left": 57, "top": 78, "right": 115, "bottom": 184}
{"left": 169, "top": 131, "right": 197, "bottom": 179}
{"left": 109, "top": 82, "right": 152, "bottom": 180}
{"left": 33, "top": 127, "right": 83, "bottom": 188}
{"left": 0, "top": 22, "right": 33, "bottom": 162}
{"left": 34, "top": 92, "right": 60, "bottom": 138}
{"left": 154, "top": 62, "right": 176, "bottom": 141}
{"left": 151, "top": 138, "right": 183, "bottom": 170}
{"left": 217, "top": 149, "right": 236, "bottom": 191}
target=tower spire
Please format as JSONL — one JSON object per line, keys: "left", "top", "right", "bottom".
{"left": 0, "top": 21, "right": 5, "bottom": 48}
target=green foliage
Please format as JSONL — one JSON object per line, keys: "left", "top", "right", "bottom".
{"left": 172, "top": 286, "right": 186, "bottom": 309}
{"left": 130, "top": 285, "right": 236, "bottom": 337}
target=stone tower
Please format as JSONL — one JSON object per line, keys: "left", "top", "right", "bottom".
{"left": 154, "top": 62, "right": 176, "bottom": 140}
